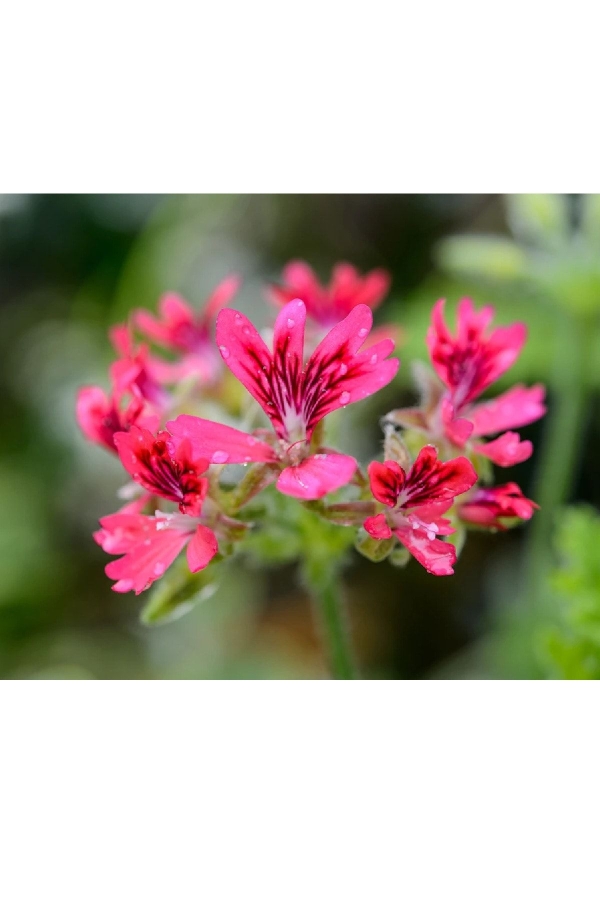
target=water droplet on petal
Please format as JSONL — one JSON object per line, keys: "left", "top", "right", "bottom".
{"left": 247, "top": 436, "right": 257, "bottom": 445}
{"left": 370, "top": 354, "right": 378, "bottom": 364}
{"left": 339, "top": 362, "right": 348, "bottom": 375}
{"left": 242, "top": 326, "right": 251, "bottom": 336}
{"left": 340, "top": 391, "right": 351, "bottom": 406}
{"left": 212, "top": 451, "right": 229, "bottom": 464}
{"left": 287, "top": 318, "right": 295, "bottom": 328}
{"left": 219, "top": 345, "right": 230, "bottom": 359}
{"left": 153, "top": 562, "right": 165, "bottom": 576}
{"left": 234, "top": 313, "right": 242, "bottom": 324}
{"left": 358, "top": 327, "right": 368, "bottom": 338}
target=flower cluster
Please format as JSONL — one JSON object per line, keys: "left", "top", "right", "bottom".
{"left": 77, "top": 261, "right": 543, "bottom": 598}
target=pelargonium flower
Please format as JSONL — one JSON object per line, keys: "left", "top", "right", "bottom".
{"left": 363, "top": 446, "right": 477, "bottom": 575}
{"left": 76, "top": 384, "right": 158, "bottom": 454}
{"left": 95, "top": 508, "right": 218, "bottom": 594}
{"left": 133, "top": 276, "right": 241, "bottom": 383}
{"left": 458, "top": 483, "right": 538, "bottom": 530}
{"left": 110, "top": 324, "right": 169, "bottom": 409}
{"left": 427, "top": 297, "right": 527, "bottom": 409}
{"left": 390, "top": 299, "right": 546, "bottom": 467}
{"left": 167, "top": 298, "right": 399, "bottom": 500}
{"left": 270, "top": 261, "right": 390, "bottom": 325}
{"left": 113, "top": 425, "right": 210, "bottom": 516}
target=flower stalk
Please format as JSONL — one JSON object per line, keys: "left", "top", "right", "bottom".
{"left": 302, "top": 558, "right": 357, "bottom": 680}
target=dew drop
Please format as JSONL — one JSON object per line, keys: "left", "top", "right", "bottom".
{"left": 370, "top": 354, "right": 378, "bottom": 364}
{"left": 358, "top": 327, "right": 368, "bottom": 338}
{"left": 340, "top": 391, "right": 351, "bottom": 406}
{"left": 234, "top": 313, "right": 242, "bottom": 324}
{"left": 243, "top": 326, "right": 251, "bottom": 336}
{"left": 287, "top": 318, "right": 295, "bottom": 328}
{"left": 219, "top": 345, "right": 230, "bottom": 359}
{"left": 153, "top": 562, "right": 165, "bottom": 576}
{"left": 339, "top": 363, "right": 348, "bottom": 375}
{"left": 212, "top": 451, "right": 229, "bottom": 464}
{"left": 247, "top": 436, "right": 258, "bottom": 445}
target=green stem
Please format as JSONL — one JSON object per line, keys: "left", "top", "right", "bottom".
{"left": 523, "top": 308, "right": 594, "bottom": 600}
{"left": 303, "top": 562, "right": 357, "bottom": 679}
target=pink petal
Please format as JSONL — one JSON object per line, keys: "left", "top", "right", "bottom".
{"left": 276, "top": 452, "right": 357, "bottom": 500}
{"left": 76, "top": 386, "right": 111, "bottom": 443}
{"left": 350, "top": 269, "right": 391, "bottom": 311}
{"left": 364, "top": 513, "right": 393, "bottom": 540}
{"left": 312, "top": 303, "right": 374, "bottom": 359}
{"left": 272, "top": 298, "right": 306, "bottom": 372}
{"left": 283, "top": 260, "right": 323, "bottom": 296}
{"left": 394, "top": 527, "right": 457, "bottom": 576}
{"left": 186, "top": 524, "right": 219, "bottom": 572}
{"left": 167, "top": 415, "right": 277, "bottom": 464}
{"left": 215, "top": 307, "right": 274, "bottom": 418}
{"left": 474, "top": 431, "right": 533, "bottom": 466}
{"left": 469, "top": 384, "right": 546, "bottom": 436}
{"left": 441, "top": 398, "right": 474, "bottom": 447}
{"left": 203, "top": 275, "right": 241, "bottom": 321}
{"left": 367, "top": 460, "right": 405, "bottom": 507}
{"left": 303, "top": 311, "right": 400, "bottom": 431}
{"left": 159, "top": 292, "right": 195, "bottom": 324}
{"left": 105, "top": 525, "right": 189, "bottom": 594}
{"left": 403, "top": 446, "right": 477, "bottom": 508}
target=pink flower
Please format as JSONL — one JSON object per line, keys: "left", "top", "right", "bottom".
{"left": 218, "top": 299, "right": 398, "bottom": 441}
{"left": 458, "top": 483, "right": 538, "bottom": 530}
{"left": 109, "top": 325, "right": 170, "bottom": 408}
{"left": 114, "top": 426, "right": 209, "bottom": 516}
{"left": 363, "top": 446, "right": 477, "bottom": 575}
{"left": 168, "top": 298, "right": 400, "bottom": 501}
{"left": 95, "top": 510, "right": 218, "bottom": 594}
{"left": 270, "top": 261, "right": 391, "bottom": 327}
{"left": 391, "top": 300, "right": 546, "bottom": 469}
{"left": 77, "top": 385, "right": 141, "bottom": 453}
{"left": 427, "top": 298, "right": 527, "bottom": 409}
{"left": 133, "top": 276, "right": 241, "bottom": 383}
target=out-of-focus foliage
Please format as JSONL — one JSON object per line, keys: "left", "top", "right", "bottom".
{"left": 540, "top": 507, "right": 600, "bottom": 679}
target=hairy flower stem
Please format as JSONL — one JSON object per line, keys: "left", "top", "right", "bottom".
{"left": 302, "top": 561, "right": 357, "bottom": 679}
{"left": 523, "top": 309, "right": 595, "bottom": 601}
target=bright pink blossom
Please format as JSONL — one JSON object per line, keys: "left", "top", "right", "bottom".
{"left": 110, "top": 325, "right": 169, "bottom": 408}
{"left": 391, "top": 300, "right": 546, "bottom": 468}
{"left": 95, "top": 510, "right": 218, "bottom": 594}
{"left": 165, "top": 299, "right": 400, "bottom": 501}
{"left": 114, "top": 426, "right": 209, "bottom": 516}
{"left": 76, "top": 384, "right": 158, "bottom": 454}
{"left": 270, "top": 261, "right": 391, "bottom": 327}
{"left": 363, "top": 446, "right": 477, "bottom": 575}
{"left": 458, "top": 483, "right": 538, "bottom": 531}
{"left": 217, "top": 299, "right": 398, "bottom": 441}
{"left": 427, "top": 298, "right": 527, "bottom": 409}
{"left": 133, "top": 276, "right": 241, "bottom": 383}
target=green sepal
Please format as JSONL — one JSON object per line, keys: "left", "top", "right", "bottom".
{"left": 355, "top": 531, "right": 394, "bottom": 562}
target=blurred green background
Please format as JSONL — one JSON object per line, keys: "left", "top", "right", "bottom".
{"left": 1, "top": 194, "right": 599, "bottom": 679}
